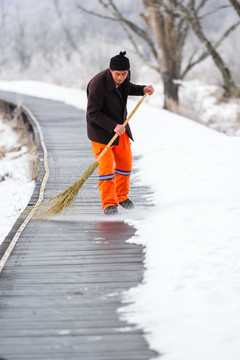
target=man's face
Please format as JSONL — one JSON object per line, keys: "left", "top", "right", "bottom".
{"left": 110, "top": 68, "right": 128, "bottom": 85}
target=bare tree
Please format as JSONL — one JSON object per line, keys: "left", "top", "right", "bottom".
{"left": 173, "top": 0, "right": 240, "bottom": 97}
{"left": 181, "top": 18, "right": 240, "bottom": 79}
{"left": 78, "top": 0, "right": 187, "bottom": 111}
{"left": 77, "top": 1, "right": 159, "bottom": 72}
{"left": 78, "top": 0, "right": 240, "bottom": 111}
{"left": 140, "top": 1, "right": 181, "bottom": 111}
{"left": 52, "top": 0, "right": 79, "bottom": 53}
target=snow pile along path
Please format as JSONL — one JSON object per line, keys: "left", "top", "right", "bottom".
{"left": 121, "top": 101, "right": 240, "bottom": 360}
{"left": 0, "top": 115, "right": 35, "bottom": 245}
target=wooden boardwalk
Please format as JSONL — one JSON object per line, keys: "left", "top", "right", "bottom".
{"left": 0, "top": 91, "right": 157, "bottom": 360}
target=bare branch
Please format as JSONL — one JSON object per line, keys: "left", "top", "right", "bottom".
{"left": 120, "top": 21, "right": 160, "bottom": 73}
{"left": 196, "top": 0, "right": 209, "bottom": 11}
{"left": 179, "top": 1, "right": 239, "bottom": 93}
{"left": 76, "top": 4, "right": 118, "bottom": 21}
{"left": 53, "top": 0, "right": 78, "bottom": 52}
{"left": 200, "top": 5, "right": 232, "bottom": 19}
{"left": 99, "top": 0, "right": 158, "bottom": 59}
{"left": 77, "top": 1, "right": 157, "bottom": 59}
{"left": 177, "top": 18, "right": 189, "bottom": 48}
{"left": 215, "top": 20, "right": 240, "bottom": 46}
{"left": 229, "top": 0, "right": 240, "bottom": 17}
{"left": 181, "top": 48, "right": 208, "bottom": 79}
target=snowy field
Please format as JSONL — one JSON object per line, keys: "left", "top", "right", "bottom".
{"left": 0, "top": 80, "right": 240, "bottom": 360}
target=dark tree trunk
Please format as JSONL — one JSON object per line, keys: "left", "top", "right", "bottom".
{"left": 162, "top": 72, "right": 179, "bottom": 111}
{"left": 141, "top": 0, "right": 180, "bottom": 111}
{"left": 195, "top": 25, "right": 235, "bottom": 96}
{"left": 180, "top": 2, "right": 236, "bottom": 97}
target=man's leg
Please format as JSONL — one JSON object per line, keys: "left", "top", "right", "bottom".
{"left": 91, "top": 141, "right": 118, "bottom": 210}
{"left": 113, "top": 133, "right": 132, "bottom": 203}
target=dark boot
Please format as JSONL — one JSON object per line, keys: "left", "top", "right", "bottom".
{"left": 119, "top": 199, "right": 134, "bottom": 209}
{"left": 104, "top": 205, "right": 118, "bottom": 215}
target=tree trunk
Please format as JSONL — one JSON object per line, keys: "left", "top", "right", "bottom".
{"left": 141, "top": 0, "right": 180, "bottom": 111}
{"left": 195, "top": 26, "right": 235, "bottom": 96}
{"left": 179, "top": 2, "right": 236, "bottom": 96}
{"left": 162, "top": 72, "right": 179, "bottom": 111}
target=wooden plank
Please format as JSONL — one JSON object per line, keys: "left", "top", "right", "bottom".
{"left": 0, "top": 91, "right": 157, "bottom": 360}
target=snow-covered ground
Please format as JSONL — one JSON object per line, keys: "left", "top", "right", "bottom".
{"left": 0, "top": 113, "right": 36, "bottom": 245}
{"left": 0, "top": 80, "right": 240, "bottom": 360}
{"left": 179, "top": 80, "right": 240, "bottom": 136}
{"left": 124, "top": 103, "right": 240, "bottom": 360}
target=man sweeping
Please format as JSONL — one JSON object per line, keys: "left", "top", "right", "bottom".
{"left": 86, "top": 51, "right": 154, "bottom": 215}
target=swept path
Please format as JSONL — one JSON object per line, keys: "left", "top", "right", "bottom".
{"left": 0, "top": 91, "right": 157, "bottom": 360}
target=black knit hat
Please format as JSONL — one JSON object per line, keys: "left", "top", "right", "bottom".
{"left": 109, "top": 51, "right": 130, "bottom": 71}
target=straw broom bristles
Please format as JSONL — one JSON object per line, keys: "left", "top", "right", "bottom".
{"left": 35, "top": 160, "right": 99, "bottom": 218}
{"left": 34, "top": 93, "right": 148, "bottom": 219}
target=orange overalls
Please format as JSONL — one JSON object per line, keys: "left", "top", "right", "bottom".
{"left": 91, "top": 132, "right": 132, "bottom": 210}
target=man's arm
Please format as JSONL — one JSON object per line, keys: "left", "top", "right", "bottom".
{"left": 129, "top": 83, "right": 155, "bottom": 96}
{"left": 87, "top": 82, "right": 117, "bottom": 133}
{"left": 114, "top": 84, "right": 155, "bottom": 136}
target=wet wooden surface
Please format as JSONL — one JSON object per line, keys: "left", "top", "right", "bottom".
{"left": 0, "top": 91, "right": 157, "bottom": 360}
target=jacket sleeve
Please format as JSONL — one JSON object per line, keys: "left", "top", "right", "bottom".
{"left": 87, "top": 81, "right": 117, "bottom": 133}
{"left": 128, "top": 83, "right": 145, "bottom": 96}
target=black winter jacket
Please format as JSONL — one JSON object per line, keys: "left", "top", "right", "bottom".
{"left": 86, "top": 68, "right": 145, "bottom": 145}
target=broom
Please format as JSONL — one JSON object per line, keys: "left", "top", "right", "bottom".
{"left": 36, "top": 92, "right": 148, "bottom": 218}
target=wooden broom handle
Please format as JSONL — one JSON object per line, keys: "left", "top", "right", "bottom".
{"left": 96, "top": 92, "right": 148, "bottom": 163}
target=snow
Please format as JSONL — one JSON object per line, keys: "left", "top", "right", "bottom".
{"left": 178, "top": 79, "right": 240, "bottom": 136}
{"left": 0, "top": 80, "right": 240, "bottom": 359}
{"left": 0, "top": 117, "right": 35, "bottom": 244}
{"left": 122, "top": 102, "right": 240, "bottom": 360}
